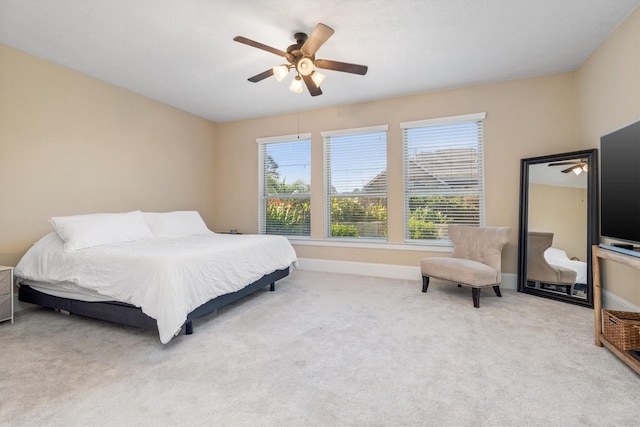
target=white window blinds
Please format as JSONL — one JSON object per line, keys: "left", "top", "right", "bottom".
{"left": 258, "top": 134, "right": 311, "bottom": 236}
{"left": 401, "top": 113, "right": 485, "bottom": 242}
{"left": 322, "top": 125, "right": 388, "bottom": 239}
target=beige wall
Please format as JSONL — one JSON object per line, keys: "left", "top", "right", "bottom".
{"left": 215, "top": 73, "right": 579, "bottom": 273}
{"left": 576, "top": 7, "right": 640, "bottom": 305}
{"left": 0, "top": 44, "right": 218, "bottom": 266}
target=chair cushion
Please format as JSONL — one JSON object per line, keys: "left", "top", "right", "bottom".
{"left": 549, "top": 263, "right": 578, "bottom": 284}
{"left": 421, "top": 257, "right": 500, "bottom": 287}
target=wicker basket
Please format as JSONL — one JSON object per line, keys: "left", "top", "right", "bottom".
{"left": 602, "top": 310, "right": 640, "bottom": 351}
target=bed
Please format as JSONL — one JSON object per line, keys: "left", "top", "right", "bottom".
{"left": 14, "top": 211, "right": 297, "bottom": 343}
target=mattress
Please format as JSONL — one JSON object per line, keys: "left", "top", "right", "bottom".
{"left": 19, "top": 279, "right": 115, "bottom": 302}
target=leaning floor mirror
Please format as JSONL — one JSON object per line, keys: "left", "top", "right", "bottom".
{"left": 517, "top": 149, "right": 598, "bottom": 308}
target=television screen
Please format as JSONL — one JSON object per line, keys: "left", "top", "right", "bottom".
{"left": 600, "top": 120, "right": 640, "bottom": 246}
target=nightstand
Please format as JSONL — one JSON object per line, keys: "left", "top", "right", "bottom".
{"left": 0, "top": 266, "right": 14, "bottom": 324}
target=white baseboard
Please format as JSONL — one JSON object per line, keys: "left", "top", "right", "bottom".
{"left": 602, "top": 289, "right": 640, "bottom": 312}
{"left": 296, "top": 258, "right": 421, "bottom": 281}
{"left": 296, "top": 258, "right": 518, "bottom": 290}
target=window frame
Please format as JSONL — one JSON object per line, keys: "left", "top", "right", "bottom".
{"left": 257, "top": 133, "right": 312, "bottom": 237}
{"left": 401, "top": 113, "right": 486, "bottom": 245}
{"left": 321, "top": 125, "right": 389, "bottom": 241}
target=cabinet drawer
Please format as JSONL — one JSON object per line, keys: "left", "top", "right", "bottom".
{"left": 0, "top": 293, "right": 11, "bottom": 321}
{"left": 0, "top": 270, "right": 11, "bottom": 295}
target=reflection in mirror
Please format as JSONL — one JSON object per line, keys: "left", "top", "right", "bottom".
{"left": 517, "top": 149, "right": 598, "bottom": 308}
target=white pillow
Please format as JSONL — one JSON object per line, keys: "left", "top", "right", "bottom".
{"left": 545, "top": 247, "right": 568, "bottom": 262}
{"left": 143, "top": 211, "right": 212, "bottom": 238}
{"left": 50, "top": 211, "right": 155, "bottom": 252}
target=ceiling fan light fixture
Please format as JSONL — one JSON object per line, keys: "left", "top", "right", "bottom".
{"left": 273, "top": 65, "right": 289, "bottom": 82}
{"left": 289, "top": 75, "right": 304, "bottom": 93}
{"left": 311, "top": 71, "right": 326, "bottom": 87}
{"left": 297, "top": 57, "right": 314, "bottom": 76}
{"left": 572, "top": 166, "right": 583, "bottom": 175}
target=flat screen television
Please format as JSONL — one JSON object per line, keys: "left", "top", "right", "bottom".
{"left": 600, "top": 119, "right": 640, "bottom": 250}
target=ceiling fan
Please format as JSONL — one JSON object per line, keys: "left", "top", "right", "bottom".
{"left": 233, "top": 23, "right": 368, "bottom": 96}
{"left": 548, "top": 159, "right": 589, "bottom": 175}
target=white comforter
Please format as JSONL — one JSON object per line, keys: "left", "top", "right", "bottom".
{"left": 15, "top": 232, "right": 297, "bottom": 343}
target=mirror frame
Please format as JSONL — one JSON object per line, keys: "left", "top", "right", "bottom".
{"left": 517, "top": 149, "right": 598, "bottom": 308}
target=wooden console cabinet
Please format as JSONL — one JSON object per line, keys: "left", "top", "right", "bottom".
{"left": 592, "top": 245, "right": 640, "bottom": 375}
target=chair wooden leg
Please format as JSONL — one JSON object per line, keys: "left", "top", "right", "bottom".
{"left": 422, "top": 276, "right": 430, "bottom": 293}
{"left": 493, "top": 285, "right": 502, "bottom": 297}
{"left": 472, "top": 288, "right": 480, "bottom": 308}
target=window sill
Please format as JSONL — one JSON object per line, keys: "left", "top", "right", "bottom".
{"left": 286, "top": 237, "right": 452, "bottom": 253}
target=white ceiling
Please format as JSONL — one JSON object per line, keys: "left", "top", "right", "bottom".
{"left": 1, "top": 0, "right": 639, "bottom": 123}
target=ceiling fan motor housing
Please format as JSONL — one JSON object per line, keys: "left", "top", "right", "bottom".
{"left": 293, "top": 32, "right": 308, "bottom": 44}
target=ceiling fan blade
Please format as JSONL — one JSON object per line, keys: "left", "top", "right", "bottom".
{"left": 301, "top": 23, "right": 334, "bottom": 56}
{"left": 315, "top": 59, "right": 368, "bottom": 75}
{"left": 548, "top": 161, "right": 579, "bottom": 166}
{"left": 233, "top": 36, "right": 287, "bottom": 57}
{"left": 248, "top": 69, "right": 274, "bottom": 83}
{"left": 549, "top": 158, "right": 587, "bottom": 167}
{"left": 561, "top": 166, "right": 575, "bottom": 173}
{"left": 302, "top": 74, "right": 322, "bottom": 97}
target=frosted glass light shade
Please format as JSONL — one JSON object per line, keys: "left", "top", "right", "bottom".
{"left": 296, "top": 57, "right": 314, "bottom": 76}
{"left": 289, "top": 76, "right": 303, "bottom": 93}
{"left": 311, "top": 71, "right": 326, "bottom": 87}
{"left": 273, "top": 65, "right": 289, "bottom": 82}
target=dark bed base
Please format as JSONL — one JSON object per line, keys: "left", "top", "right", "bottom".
{"left": 18, "top": 267, "right": 290, "bottom": 337}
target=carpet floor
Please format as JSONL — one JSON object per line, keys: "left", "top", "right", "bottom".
{"left": 1, "top": 269, "right": 639, "bottom": 426}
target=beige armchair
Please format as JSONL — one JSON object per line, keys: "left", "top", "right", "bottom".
{"left": 420, "top": 225, "right": 511, "bottom": 308}
{"left": 526, "top": 231, "right": 577, "bottom": 295}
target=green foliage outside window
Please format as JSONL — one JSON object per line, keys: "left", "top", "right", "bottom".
{"left": 265, "top": 155, "right": 478, "bottom": 238}
{"left": 408, "top": 206, "right": 445, "bottom": 239}
{"left": 407, "top": 195, "right": 480, "bottom": 239}
{"left": 264, "top": 154, "right": 311, "bottom": 235}
{"left": 331, "top": 223, "right": 360, "bottom": 237}
{"left": 330, "top": 197, "right": 387, "bottom": 238}
{"left": 265, "top": 193, "right": 478, "bottom": 238}
{"left": 266, "top": 197, "right": 310, "bottom": 236}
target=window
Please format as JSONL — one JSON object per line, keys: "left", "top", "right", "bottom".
{"left": 402, "top": 113, "right": 486, "bottom": 243}
{"left": 322, "top": 125, "right": 389, "bottom": 239}
{"left": 258, "top": 134, "right": 311, "bottom": 236}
